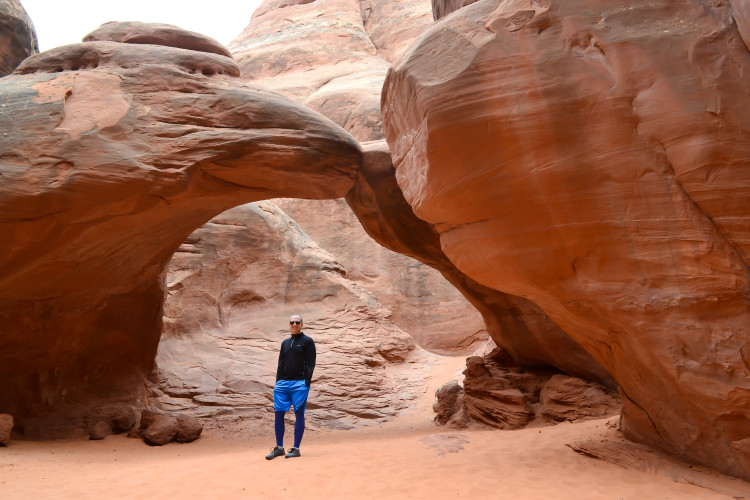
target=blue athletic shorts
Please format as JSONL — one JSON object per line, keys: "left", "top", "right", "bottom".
{"left": 273, "top": 379, "right": 310, "bottom": 412}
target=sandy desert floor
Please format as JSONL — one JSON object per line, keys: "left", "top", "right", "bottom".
{"left": 1, "top": 355, "right": 749, "bottom": 500}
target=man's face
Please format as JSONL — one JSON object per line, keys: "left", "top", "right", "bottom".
{"left": 289, "top": 315, "right": 303, "bottom": 334}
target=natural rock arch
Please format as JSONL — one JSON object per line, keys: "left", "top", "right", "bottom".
{"left": 0, "top": 27, "right": 361, "bottom": 434}
{"left": 0, "top": 20, "right": 614, "bottom": 437}
{"left": 383, "top": 0, "right": 750, "bottom": 480}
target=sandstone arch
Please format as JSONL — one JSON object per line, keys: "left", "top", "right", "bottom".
{"left": 383, "top": 0, "right": 750, "bottom": 480}
{"left": 0, "top": 26, "right": 360, "bottom": 434}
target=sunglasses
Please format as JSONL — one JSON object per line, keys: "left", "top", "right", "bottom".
{"left": 290, "top": 321, "right": 301, "bottom": 325}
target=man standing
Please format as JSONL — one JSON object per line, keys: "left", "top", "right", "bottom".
{"left": 266, "top": 314, "right": 316, "bottom": 459}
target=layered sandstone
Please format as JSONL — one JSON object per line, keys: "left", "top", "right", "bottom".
{"left": 0, "top": 22, "right": 360, "bottom": 435}
{"left": 434, "top": 350, "right": 619, "bottom": 430}
{"left": 228, "top": 0, "right": 615, "bottom": 380}
{"left": 383, "top": 0, "right": 750, "bottom": 480}
{"left": 228, "top": 0, "right": 493, "bottom": 355}
{"left": 153, "top": 202, "right": 424, "bottom": 430}
{"left": 0, "top": 0, "right": 38, "bottom": 76}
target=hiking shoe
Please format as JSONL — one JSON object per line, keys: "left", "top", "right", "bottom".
{"left": 265, "top": 446, "right": 285, "bottom": 460}
{"left": 285, "top": 447, "right": 301, "bottom": 458}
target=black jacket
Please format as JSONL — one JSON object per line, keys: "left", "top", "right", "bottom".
{"left": 276, "top": 332, "right": 316, "bottom": 386}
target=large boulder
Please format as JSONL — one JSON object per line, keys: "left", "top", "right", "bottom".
{"left": 0, "top": 22, "right": 361, "bottom": 435}
{"left": 383, "top": 0, "right": 750, "bottom": 479}
{"left": 0, "top": 0, "right": 38, "bottom": 76}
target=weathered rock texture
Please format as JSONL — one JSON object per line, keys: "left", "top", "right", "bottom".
{"left": 228, "top": 0, "right": 492, "bottom": 355}
{"left": 460, "top": 353, "right": 618, "bottom": 429}
{"left": 433, "top": 350, "right": 619, "bottom": 430}
{"left": 84, "top": 403, "right": 137, "bottom": 440}
{"left": 0, "top": 414, "right": 13, "bottom": 445}
{"left": 228, "top": 0, "right": 614, "bottom": 381}
{"left": 152, "top": 202, "right": 424, "bottom": 430}
{"left": 136, "top": 410, "right": 202, "bottom": 445}
{"left": 433, "top": 380, "right": 468, "bottom": 428}
{"left": 83, "top": 21, "right": 232, "bottom": 58}
{"left": 0, "top": 0, "right": 38, "bottom": 76}
{"left": 0, "top": 22, "right": 360, "bottom": 435}
{"left": 432, "top": 0, "right": 480, "bottom": 20}
{"left": 383, "top": 0, "right": 750, "bottom": 480}
{"left": 272, "top": 197, "right": 488, "bottom": 354}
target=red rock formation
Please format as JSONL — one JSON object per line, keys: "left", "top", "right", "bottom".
{"left": 732, "top": 0, "right": 750, "bottom": 51}
{"left": 383, "top": 0, "right": 750, "bottom": 480}
{"left": 435, "top": 351, "right": 618, "bottom": 430}
{"left": 540, "top": 375, "right": 621, "bottom": 423}
{"left": 431, "top": 0, "right": 480, "bottom": 21}
{"left": 229, "top": 1, "right": 614, "bottom": 376}
{"left": 0, "top": 22, "right": 360, "bottom": 435}
{"left": 229, "top": 0, "right": 493, "bottom": 356}
{"left": 84, "top": 403, "right": 137, "bottom": 440}
{"left": 83, "top": 21, "right": 232, "bottom": 58}
{"left": 349, "top": 141, "right": 614, "bottom": 381}
{"left": 0, "top": 0, "right": 38, "bottom": 76}
{"left": 153, "top": 202, "right": 424, "bottom": 430}
{"left": 0, "top": 414, "right": 13, "bottom": 445}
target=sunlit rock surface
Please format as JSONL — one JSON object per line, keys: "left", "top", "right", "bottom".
{"left": 383, "top": 0, "right": 750, "bottom": 480}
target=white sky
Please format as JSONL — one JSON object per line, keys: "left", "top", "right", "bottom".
{"left": 21, "top": 0, "right": 264, "bottom": 51}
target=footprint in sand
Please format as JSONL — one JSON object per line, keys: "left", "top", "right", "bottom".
{"left": 420, "top": 433, "right": 470, "bottom": 457}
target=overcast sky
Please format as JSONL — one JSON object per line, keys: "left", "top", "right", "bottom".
{"left": 21, "top": 0, "right": 264, "bottom": 51}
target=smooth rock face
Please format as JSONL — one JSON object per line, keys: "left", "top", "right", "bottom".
{"left": 229, "top": 0, "right": 492, "bottom": 356}
{"left": 231, "top": 0, "right": 614, "bottom": 377}
{"left": 348, "top": 141, "right": 614, "bottom": 381}
{"left": 383, "top": 0, "right": 750, "bottom": 479}
{"left": 153, "top": 202, "right": 425, "bottom": 430}
{"left": 0, "top": 0, "right": 38, "bottom": 76}
{"left": 0, "top": 25, "right": 361, "bottom": 434}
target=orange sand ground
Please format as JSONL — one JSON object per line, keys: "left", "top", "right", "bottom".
{"left": 2, "top": 355, "right": 749, "bottom": 499}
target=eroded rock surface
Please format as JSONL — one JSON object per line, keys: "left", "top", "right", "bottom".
{"left": 349, "top": 141, "right": 614, "bottom": 381}
{"left": 0, "top": 23, "right": 360, "bottom": 435}
{"left": 540, "top": 375, "right": 621, "bottom": 424}
{"left": 228, "top": 0, "right": 492, "bottom": 355}
{"left": 434, "top": 351, "right": 619, "bottom": 430}
{"left": 83, "top": 21, "right": 232, "bottom": 58}
{"left": 0, "top": 0, "right": 38, "bottom": 76}
{"left": 153, "top": 202, "right": 426, "bottom": 431}
{"left": 84, "top": 403, "right": 137, "bottom": 440}
{"left": 0, "top": 414, "right": 13, "bottom": 445}
{"left": 230, "top": 0, "right": 614, "bottom": 377}
{"left": 383, "top": 0, "right": 750, "bottom": 479}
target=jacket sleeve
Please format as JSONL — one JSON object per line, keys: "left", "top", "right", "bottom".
{"left": 276, "top": 341, "right": 284, "bottom": 383}
{"left": 304, "top": 338, "right": 316, "bottom": 387}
